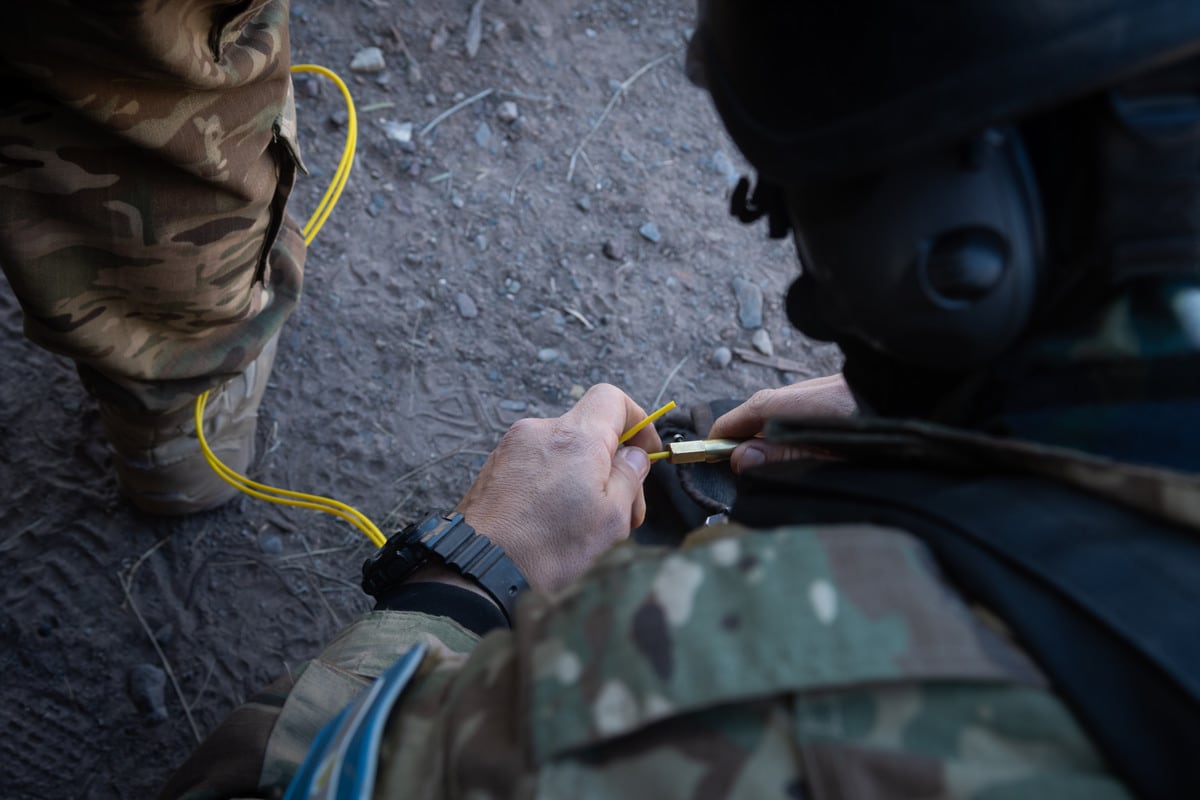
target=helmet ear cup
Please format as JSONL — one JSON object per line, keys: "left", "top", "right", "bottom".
{"left": 785, "top": 130, "right": 1044, "bottom": 371}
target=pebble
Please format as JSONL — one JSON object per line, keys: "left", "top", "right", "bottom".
{"left": 752, "top": 328, "right": 774, "bottom": 356}
{"left": 329, "top": 110, "right": 348, "bottom": 128}
{"left": 259, "top": 534, "right": 283, "bottom": 555}
{"left": 350, "top": 47, "right": 386, "bottom": 73}
{"left": 576, "top": 195, "right": 592, "bottom": 212}
{"left": 499, "top": 399, "right": 528, "bottom": 412}
{"left": 639, "top": 222, "right": 662, "bottom": 243}
{"left": 504, "top": 278, "right": 522, "bottom": 295}
{"left": 455, "top": 292, "right": 479, "bottom": 319}
{"left": 569, "top": 384, "right": 586, "bottom": 400}
{"left": 497, "top": 101, "right": 520, "bottom": 123}
{"left": 712, "top": 346, "right": 733, "bottom": 368}
{"left": 602, "top": 239, "right": 626, "bottom": 261}
{"left": 127, "top": 664, "right": 168, "bottom": 722}
{"left": 475, "top": 121, "right": 492, "bottom": 148}
{"left": 708, "top": 149, "right": 740, "bottom": 185}
{"left": 382, "top": 120, "right": 413, "bottom": 144}
{"left": 451, "top": 195, "right": 465, "bottom": 209}
{"left": 537, "top": 347, "right": 559, "bottom": 363}
{"left": 366, "top": 193, "right": 387, "bottom": 218}
{"left": 732, "top": 277, "right": 764, "bottom": 329}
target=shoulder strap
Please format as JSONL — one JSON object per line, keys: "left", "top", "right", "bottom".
{"left": 731, "top": 460, "right": 1200, "bottom": 800}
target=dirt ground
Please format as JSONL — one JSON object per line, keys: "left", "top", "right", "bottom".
{"left": 0, "top": 1, "right": 838, "bottom": 796}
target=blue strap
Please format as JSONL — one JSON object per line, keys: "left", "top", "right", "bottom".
{"left": 284, "top": 643, "right": 428, "bottom": 800}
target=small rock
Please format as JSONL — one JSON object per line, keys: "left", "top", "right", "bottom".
{"left": 455, "top": 292, "right": 479, "bottom": 319}
{"left": 381, "top": 120, "right": 413, "bottom": 144}
{"left": 475, "top": 122, "right": 492, "bottom": 148}
{"left": 708, "top": 149, "right": 739, "bottom": 185}
{"left": 531, "top": 23, "right": 552, "bottom": 40}
{"left": 451, "top": 195, "right": 465, "bottom": 209}
{"left": 639, "top": 221, "right": 662, "bottom": 243}
{"left": 474, "top": 234, "right": 488, "bottom": 252}
{"left": 424, "top": 92, "right": 438, "bottom": 107}
{"left": 752, "top": 328, "right": 774, "bottom": 356}
{"left": 732, "top": 277, "right": 764, "bottom": 329}
{"left": 153, "top": 624, "right": 175, "bottom": 647}
{"left": 350, "top": 47, "right": 386, "bottom": 74}
{"left": 430, "top": 25, "right": 449, "bottom": 52}
{"left": 569, "top": 384, "right": 586, "bottom": 400}
{"left": 329, "top": 110, "right": 349, "bottom": 128}
{"left": 499, "top": 399, "right": 527, "bottom": 412}
{"left": 504, "top": 278, "right": 521, "bottom": 295}
{"left": 497, "top": 101, "right": 520, "bottom": 123}
{"left": 127, "top": 664, "right": 168, "bottom": 722}
{"left": 537, "top": 347, "right": 559, "bottom": 363}
{"left": 602, "top": 240, "right": 626, "bottom": 261}
{"left": 576, "top": 195, "right": 592, "bottom": 212}
{"left": 711, "top": 346, "right": 733, "bottom": 368}
{"left": 366, "top": 193, "right": 386, "bottom": 218}
{"left": 259, "top": 534, "right": 283, "bottom": 555}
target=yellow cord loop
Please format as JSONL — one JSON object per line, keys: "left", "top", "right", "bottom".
{"left": 193, "top": 64, "right": 674, "bottom": 547}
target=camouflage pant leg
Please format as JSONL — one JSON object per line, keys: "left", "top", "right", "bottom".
{"left": 0, "top": 0, "right": 305, "bottom": 414}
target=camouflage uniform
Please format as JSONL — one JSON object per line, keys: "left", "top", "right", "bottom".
{"left": 159, "top": 409, "right": 1169, "bottom": 799}
{"left": 0, "top": 0, "right": 304, "bottom": 415}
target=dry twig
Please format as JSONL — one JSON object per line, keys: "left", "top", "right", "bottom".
{"left": 420, "top": 88, "right": 495, "bottom": 138}
{"left": 567, "top": 52, "right": 674, "bottom": 182}
{"left": 653, "top": 355, "right": 690, "bottom": 409}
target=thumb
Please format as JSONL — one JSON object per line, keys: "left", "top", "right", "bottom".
{"left": 730, "top": 440, "right": 809, "bottom": 473}
{"left": 609, "top": 446, "right": 651, "bottom": 527}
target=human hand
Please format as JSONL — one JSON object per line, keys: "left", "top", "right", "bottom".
{"left": 708, "top": 373, "right": 856, "bottom": 473}
{"left": 453, "top": 384, "right": 661, "bottom": 593}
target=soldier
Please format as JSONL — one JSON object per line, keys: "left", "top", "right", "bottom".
{"left": 0, "top": 1, "right": 303, "bottom": 514}
{"left": 163, "top": 0, "right": 1200, "bottom": 798}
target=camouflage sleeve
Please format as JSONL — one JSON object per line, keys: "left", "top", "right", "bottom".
{"left": 158, "top": 611, "right": 483, "bottom": 800}
{"left": 365, "top": 523, "right": 1131, "bottom": 800}
{"left": 0, "top": 0, "right": 304, "bottom": 413}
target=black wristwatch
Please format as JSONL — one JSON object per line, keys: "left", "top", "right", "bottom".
{"left": 361, "top": 512, "right": 529, "bottom": 624}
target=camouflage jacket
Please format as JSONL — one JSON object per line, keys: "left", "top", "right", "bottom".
{"left": 163, "top": 417, "right": 1168, "bottom": 800}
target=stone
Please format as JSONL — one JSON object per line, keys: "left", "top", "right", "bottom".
{"left": 708, "top": 149, "right": 739, "bottom": 185}
{"left": 455, "top": 292, "right": 479, "bottom": 319}
{"left": 576, "top": 195, "right": 592, "bottom": 212}
{"left": 259, "top": 534, "right": 283, "bottom": 555}
{"left": 381, "top": 120, "right": 413, "bottom": 144}
{"left": 350, "top": 47, "right": 386, "bottom": 73}
{"left": 499, "top": 399, "right": 527, "bottom": 413}
{"left": 732, "top": 277, "right": 763, "bottom": 329}
{"left": 537, "top": 347, "right": 559, "bottom": 363}
{"left": 752, "top": 328, "right": 774, "bottom": 356}
{"left": 475, "top": 122, "right": 492, "bottom": 148}
{"left": 497, "top": 101, "right": 520, "bottom": 123}
{"left": 711, "top": 346, "right": 733, "bottom": 368}
{"left": 639, "top": 221, "right": 662, "bottom": 243}
{"left": 602, "top": 239, "right": 626, "bottom": 261}
{"left": 127, "top": 664, "right": 168, "bottom": 722}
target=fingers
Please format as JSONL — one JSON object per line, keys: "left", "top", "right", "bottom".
{"left": 609, "top": 446, "right": 651, "bottom": 528}
{"left": 565, "top": 383, "right": 663, "bottom": 452}
{"left": 729, "top": 440, "right": 813, "bottom": 474}
{"left": 710, "top": 374, "right": 856, "bottom": 440}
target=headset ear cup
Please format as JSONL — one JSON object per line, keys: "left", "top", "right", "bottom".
{"left": 786, "top": 273, "right": 839, "bottom": 342}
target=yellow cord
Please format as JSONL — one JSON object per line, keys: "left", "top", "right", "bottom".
{"left": 194, "top": 392, "right": 387, "bottom": 547}
{"left": 290, "top": 64, "right": 358, "bottom": 246}
{"left": 193, "top": 66, "right": 673, "bottom": 546}
{"left": 193, "top": 64, "right": 384, "bottom": 546}
{"left": 619, "top": 400, "right": 676, "bottom": 444}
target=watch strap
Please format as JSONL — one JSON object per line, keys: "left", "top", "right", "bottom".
{"left": 362, "top": 513, "right": 529, "bottom": 624}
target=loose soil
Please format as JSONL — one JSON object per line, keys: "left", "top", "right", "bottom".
{"left": 0, "top": 1, "right": 838, "bottom": 796}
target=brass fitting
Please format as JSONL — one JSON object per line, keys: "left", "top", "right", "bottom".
{"left": 666, "top": 438, "right": 740, "bottom": 464}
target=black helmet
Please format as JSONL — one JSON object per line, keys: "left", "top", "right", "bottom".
{"left": 690, "top": 0, "right": 1200, "bottom": 183}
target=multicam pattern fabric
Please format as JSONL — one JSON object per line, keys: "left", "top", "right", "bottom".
{"left": 161, "top": 416, "right": 1167, "bottom": 799}
{"left": 0, "top": 0, "right": 304, "bottom": 413}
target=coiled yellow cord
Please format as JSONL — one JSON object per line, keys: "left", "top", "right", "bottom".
{"left": 194, "top": 64, "right": 384, "bottom": 546}
{"left": 193, "top": 64, "right": 673, "bottom": 547}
